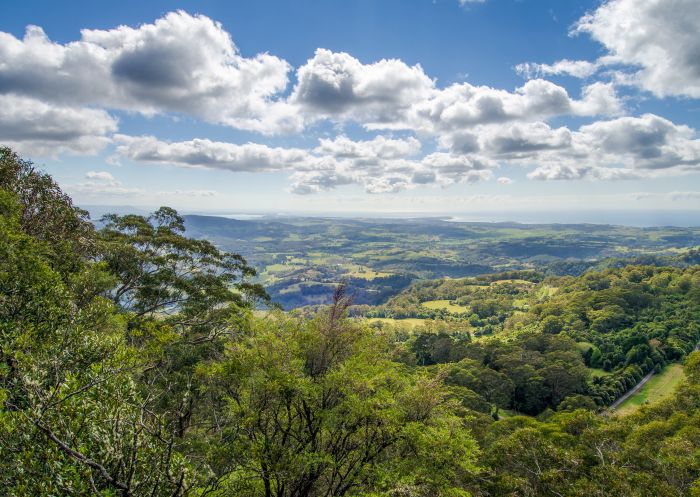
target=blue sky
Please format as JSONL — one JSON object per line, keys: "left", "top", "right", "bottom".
{"left": 2, "top": 0, "right": 699, "bottom": 219}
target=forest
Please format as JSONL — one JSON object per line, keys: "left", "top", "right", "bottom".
{"left": 2, "top": 146, "right": 700, "bottom": 496}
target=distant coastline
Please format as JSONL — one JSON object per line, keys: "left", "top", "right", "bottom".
{"left": 82, "top": 205, "right": 700, "bottom": 228}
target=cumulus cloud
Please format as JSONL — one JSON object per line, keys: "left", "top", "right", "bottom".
{"left": 291, "top": 48, "right": 434, "bottom": 126}
{"left": 573, "top": 0, "right": 700, "bottom": 98}
{"left": 575, "top": 114, "right": 700, "bottom": 170}
{"left": 0, "top": 94, "right": 117, "bottom": 155}
{"left": 479, "top": 122, "right": 573, "bottom": 157}
{"left": 290, "top": 50, "right": 620, "bottom": 133}
{"left": 478, "top": 114, "right": 700, "bottom": 178}
{"left": 574, "top": 82, "right": 622, "bottom": 116}
{"left": 314, "top": 135, "right": 421, "bottom": 159}
{"left": 0, "top": 11, "right": 624, "bottom": 148}
{"left": 283, "top": 150, "right": 494, "bottom": 194}
{"left": 419, "top": 152, "right": 494, "bottom": 186}
{"left": 440, "top": 112, "right": 700, "bottom": 182}
{"left": 497, "top": 177, "right": 513, "bottom": 184}
{"left": 408, "top": 79, "right": 621, "bottom": 137}
{"left": 0, "top": 11, "right": 297, "bottom": 132}
{"left": 522, "top": 115, "right": 700, "bottom": 181}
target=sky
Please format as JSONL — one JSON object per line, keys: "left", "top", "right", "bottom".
{"left": 2, "top": 0, "right": 700, "bottom": 221}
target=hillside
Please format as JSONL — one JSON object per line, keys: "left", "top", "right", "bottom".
{"left": 351, "top": 265, "right": 700, "bottom": 414}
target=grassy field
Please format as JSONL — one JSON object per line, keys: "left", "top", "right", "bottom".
{"left": 491, "top": 279, "right": 534, "bottom": 286}
{"left": 615, "top": 363, "right": 685, "bottom": 416}
{"left": 421, "top": 299, "right": 470, "bottom": 313}
{"left": 366, "top": 317, "right": 430, "bottom": 329}
{"left": 346, "top": 265, "right": 393, "bottom": 280}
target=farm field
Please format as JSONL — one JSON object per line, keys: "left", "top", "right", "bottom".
{"left": 365, "top": 317, "right": 431, "bottom": 329}
{"left": 421, "top": 299, "right": 470, "bottom": 313}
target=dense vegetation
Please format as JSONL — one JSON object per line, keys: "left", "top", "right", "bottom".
{"left": 2, "top": 147, "right": 700, "bottom": 496}
{"left": 358, "top": 265, "right": 700, "bottom": 415}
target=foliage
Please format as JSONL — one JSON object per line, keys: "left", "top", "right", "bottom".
{"left": 1, "top": 149, "right": 700, "bottom": 496}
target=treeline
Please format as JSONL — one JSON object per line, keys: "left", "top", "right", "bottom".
{"left": 2, "top": 147, "right": 700, "bottom": 496}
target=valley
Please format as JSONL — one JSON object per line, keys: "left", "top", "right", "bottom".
{"left": 183, "top": 214, "right": 700, "bottom": 308}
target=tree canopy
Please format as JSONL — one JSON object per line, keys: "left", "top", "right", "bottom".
{"left": 1, "top": 148, "right": 700, "bottom": 496}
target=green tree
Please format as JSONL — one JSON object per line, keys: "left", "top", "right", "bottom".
{"left": 0, "top": 190, "right": 197, "bottom": 496}
{"left": 0, "top": 146, "right": 95, "bottom": 275}
{"left": 197, "top": 289, "right": 480, "bottom": 496}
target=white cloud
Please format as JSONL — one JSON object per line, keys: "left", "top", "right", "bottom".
{"left": 0, "top": 11, "right": 297, "bottom": 132}
{"left": 515, "top": 59, "right": 599, "bottom": 79}
{"left": 115, "top": 110, "right": 700, "bottom": 193}
{"left": 114, "top": 135, "right": 318, "bottom": 172}
{"left": 314, "top": 135, "right": 421, "bottom": 159}
{"left": 574, "top": 0, "right": 700, "bottom": 98}
{"left": 3, "top": 9, "right": 698, "bottom": 196}
{"left": 291, "top": 50, "right": 621, "bottom": 134}
{"left": 408, "top": 79, "right": 622, "bottom": 137}
{"left": 288, "top": 150, "right": 495, "bottom": 195}
{"left": 497, "top": 176, "right": 513, "bottom": 184}
{"left": 575, "top": 114, "right": 700, "bottom": 170}
{"left": 289, "top": 170, "right": 358, "bottom": 195}
{"left": 573, "top": 82, "right": 622, "bottom": 116}
{"left": 527, "top": 165, "right": 640, "bottom": 181}
{"left": 0, "top": 11, "right": 627, "bottom": 149}
{"left": 0, "top": 94, "right": 117, "bottom": 155}
{"left": 114, "top": 134, "right": 498, "bottom": 194}
{"left": 291, "top": 48, "right": 434, "bottom": 127}
{"left": 85, "top": 171, "right": 115, "bottom": 181}
{"left": 419, "top": 152, "right": 494, "bottom": 186}
{"left": 478, "top": 122, "right": 573, "bottom": 157}
{"left": 483, "top": 114, "right": 700, "bottom": 179}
